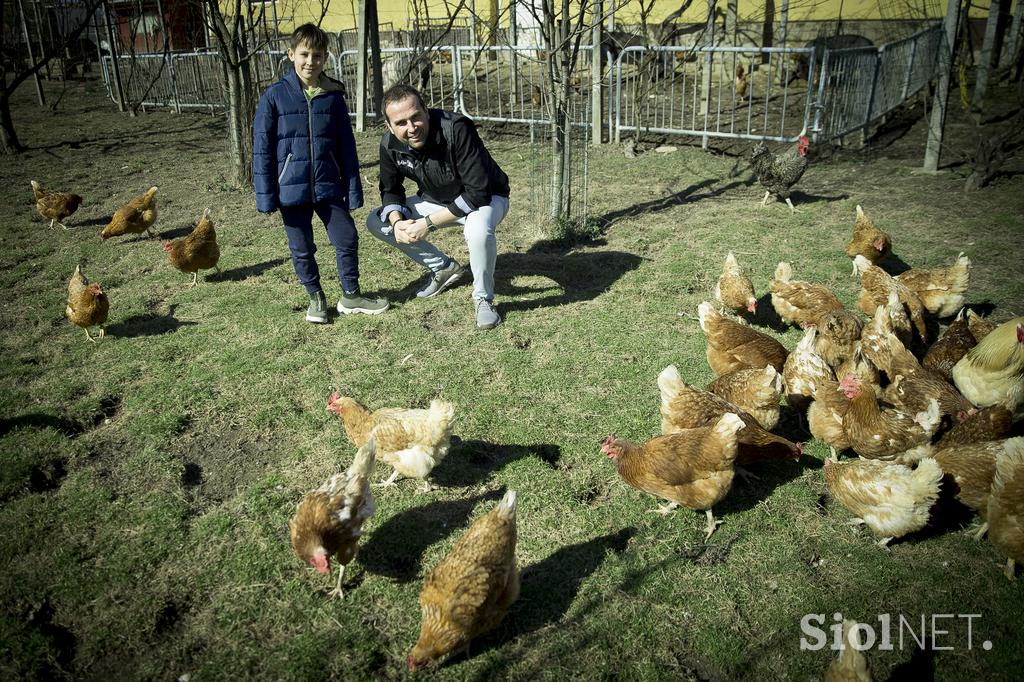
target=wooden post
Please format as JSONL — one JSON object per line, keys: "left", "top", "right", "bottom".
{"left": 355, "top": 0, "right": 368, "bottom": 130}
{"left": 923, "top": 0, "right": 961, "bottom": 172}
{"left": 31, "top": 0, "right": 51, "bottom": 80}
{"left": 469, "top": 0, "right": 478, "bottom": 47}
{"left": 591, "top": 0, "right": 602, "bottom": 145}
{"left": 972, "top": 0, "right": 1002, "bottom": 110}
{"left": 777, "top": 0, "right": 789, "bottom": 85}
{"left": 16, "top": 0, "right": 46, "bottom": 105}
{"left": 726, "top": 0, "right": 737, "bottom": 45}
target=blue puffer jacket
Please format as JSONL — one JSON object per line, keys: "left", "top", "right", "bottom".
{"left": 252, "top": 70, "right": 363, "bottom": 213}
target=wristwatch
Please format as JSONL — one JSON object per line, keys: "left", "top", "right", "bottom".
{"left": 424, "top": 214, "right": 435, "bottom": 231}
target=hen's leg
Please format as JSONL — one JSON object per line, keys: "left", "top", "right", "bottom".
{"left": 875, "top": 536, "right": 892, "bottom": 549}
{"left": 329, "top": 564, "right": 346, "bottom": 599}
{"left": 1005, "top": 558, "right": 1017, "bottom": 581}
{"left": 98, "top": 326, "right": 105, "bottom": 339}
{"left": 647, "top": 501, "right": 679, "bottom": 516}
{"left": 703, "top": 509, "right": 722, "bottom": 540}
{"left": 760, "top": 191, "right": 771, "bottom": 207}
{"left": 49, "top": 218, "right": 56, "bottom": 229}
{"left": 418, "top": 480, "right": 435, "bottom": 493}
{"left": 970, "top": 521, "right": 989, "bottom": 541}
{"left": 189, "top": 272, "right": 198, "bottom": 287}
{"left": 374, "top": 470, "right": 400, "bottom": 488}
{"left": 785, "top": 197, "right": 797, "bottom": 213}
{"left": 84, "top": 327, "right": 95, "bottom": 343}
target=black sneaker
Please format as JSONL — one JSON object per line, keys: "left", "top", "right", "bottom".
{"left": 416, "top": 259, "right": 466, "bottom": 298}
{"left": 306, "top": 290, "right": 329, "bottom": 323}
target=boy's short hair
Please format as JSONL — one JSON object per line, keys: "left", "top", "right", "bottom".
{"left": 382, "top": 84, "right": 427, "bottom": 120}
{"left": 291, "top": 23, "right": 329, "bottom": 52}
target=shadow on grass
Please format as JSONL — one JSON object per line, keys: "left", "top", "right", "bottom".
{"left": 597, "top": 177, "right": 754, "bottom": 224}
{"left": 0, "top": 413, "right": 83, "bottom": 438}
{"left": 106, "top": 304, "right": 196, "bottom": 337}
{"left": 431, "top": 438, "right": 561, "bottom": 487}
{"left": 207, "top": 258, "right": 288, "bottom": 283}
{"left": 786, "top": 190, "right": 851, "bottom": 207}
{"left": 750, "top": 291, "right": 790, "bottom": 333}
{"left": 158, "top": 224, "right": 194, "bottom": 240}
{"left": 464, "top": 527, "right": 636, "bottom": 663}
{"left": 493, "top": 245, "right": 644, "bottom": 315}
{"left": 73, "top": 216, "right": 111, "bottom": 228}
{"left": 360, "top": 491, "right": 504, "bottom": 583}
{"left": 886, "top": 642, "right": 936, "bottom": 682}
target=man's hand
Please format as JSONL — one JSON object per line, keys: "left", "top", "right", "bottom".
{"left": 394, "top": 218, "right": 428, "bottom": 244}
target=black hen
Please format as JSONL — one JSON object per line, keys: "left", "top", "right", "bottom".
{"left": 751, "top": 127, "right": 810, "bottom": 213}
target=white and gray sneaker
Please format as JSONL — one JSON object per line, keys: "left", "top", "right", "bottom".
{"left": 475, "top": 299, "right": 501, "bottom": 330}
{"left": 417, "top": 259, "right": 466, "bottom": 298}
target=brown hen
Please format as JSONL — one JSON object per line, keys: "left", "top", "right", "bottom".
{"left": 714, "top": 252, "right": 757, "bottom": 315}
{"left": 769, "top": 261, "right": 844, "bottom": 328}
{"left": 164, "top": 209, "right": 220, "bottom": 286}
{"left": 101, "top": 186, "right": 158, "bottom": 240}
{"left": 31, "top": 180, "right": 82, "bottom": 229}
{"left": 603, "top": 412, "right": 745, "bottom": 538}
{"left": 698, "top": 301, "right": 789, "bottom": 375}
{"left": 289, "top": 439, "right": 376, "bottom": 598}
{"left": 66, "top": 265, "right": 109, "bottom": 342}
{"left": 845, "top": 204, "right": 891, "bottom": 272}
{"left": 408, "top": 490, "right": 519, "bottom": 669}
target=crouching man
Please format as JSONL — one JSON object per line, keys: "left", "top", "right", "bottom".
{"left": 366, "top": 85, "right": 510, "bottom": 330}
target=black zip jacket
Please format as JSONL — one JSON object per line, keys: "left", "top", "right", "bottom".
{"left": 378, "top": 109, "right": 509, "bottom": 218}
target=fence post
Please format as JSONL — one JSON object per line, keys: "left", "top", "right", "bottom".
{"left": 924, "top": 0, "right": 961, "bottom": 171}
{"left": 453, "top": 46, "right": 465, "bottom": 113}
{"left": 972, "top": 0, "right": 1002, "bottom": 110}
{"left": 861, "top": 47, "right": 882, "bottom": 146}
{"left": 169, "top": 54, "right": 181, "bottom": 113}
{"left": 812, "top": 49, "right": 829, "bottom": 142}
{"left": 591, "top": 1, "right": 603, "bottom": 146}
{"left": 901, "top": 36, "right": 918, "bottom": 101}
{"left": 355, "top": 0, "right": 369, "bottom": 131}
{"left": 613, "top": 51, "right": 622, "bottom": 143}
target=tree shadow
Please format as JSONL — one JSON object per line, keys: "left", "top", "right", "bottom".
{"left": 360, "top": 491, "right": 503, "bottom": 583}
{"left": 493, "top": 243, "right": 644, "bottom": 315}
{"left": 207, "top": 258, "right": 288, "bottom": 283}
{"left": 430, "top": 438, "right": 561, "bottom": 488}
{"left": 597, "top": 177, "right": 754, "bottom": 224}
{"left": 105, "top": 304, "right": 196, "bottom": 337}
{"left": 467, "top": 527, "right": 636, "bottom": 659}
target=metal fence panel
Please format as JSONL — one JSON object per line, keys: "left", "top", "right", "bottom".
{"left": 615, "top": 45, "right": 818, "bottom": 143}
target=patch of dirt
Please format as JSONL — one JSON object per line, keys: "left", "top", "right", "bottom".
{"left": 172, "top": 424, "right": 277, "bottom": 509}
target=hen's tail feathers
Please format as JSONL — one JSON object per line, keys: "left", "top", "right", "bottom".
{"left": 657, "top": 364, "right": 685, "bottom": 402}
{"left": 714, "top": 412, "right": 745, "bottom": 441}
{"left": 697, "top": 301, "right": 718, "bottom": 331}
{"left": 829, "top": 619, "right": 872, "bottom": 681}
{"left": 773, "top": 261, "right": 793, "bottom": 284}
{"left": 347, "top": 436, "right": 377, "bottom": 481}
{"left": 914, "top": 399, "right": 942, "bottom": 435}
{"left": 910, "top": 457, "right": 944, "bottom": 496}
{"left": 496, "top": 489, "right": 518, "bottom": 521}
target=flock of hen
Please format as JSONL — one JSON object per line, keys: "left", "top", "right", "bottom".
{"left": 31, "top": 161, "right": 1023, "bottom": 675}
{"left": 287, "top": 205, "right": 1021, "bottom": 675}
{"left": 31, "top": 181, "right": 221, "bottom": 341}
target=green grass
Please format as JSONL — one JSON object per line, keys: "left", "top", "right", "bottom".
{"left": 1, "top": 78, "right": 1022, "bottom": 681}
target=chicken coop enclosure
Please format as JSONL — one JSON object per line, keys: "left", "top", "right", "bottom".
{"left": 97, "top": 21, "right": 944, "bottom": 148}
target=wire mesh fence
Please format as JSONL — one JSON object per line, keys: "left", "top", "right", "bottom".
{"left": 97, "top": 23, "right": 943, "bottom": 147}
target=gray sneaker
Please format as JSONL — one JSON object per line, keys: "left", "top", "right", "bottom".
{"left": 306, "top": 290, "right": 329, "bottom": 323}
{"left": 337, "top": 290, "right": 390, "bottom": 315}
{"left": 475, "top": 299, "right": 501, "bottom": 330}
{"left": 416, "top": 259, "right": 466, "bottom": 298}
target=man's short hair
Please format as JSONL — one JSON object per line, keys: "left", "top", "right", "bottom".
{"left": 291, "top": 23, "right": 329, "bottom": 52}
{"left": 382, "top": 84, "right": 427, "bottom": 121}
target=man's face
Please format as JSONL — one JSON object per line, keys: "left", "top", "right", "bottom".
{"left": 288, "top": 42, "right": 325, "bottom": 85}
{"left": 385, "top": 96, "right": 429, "bottom": 150}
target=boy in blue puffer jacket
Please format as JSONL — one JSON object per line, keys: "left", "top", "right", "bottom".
{"left": 253, "top": 23, "right": 388, "bottom": 322}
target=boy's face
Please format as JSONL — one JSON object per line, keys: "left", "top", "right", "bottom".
{"left": 288, "top": 42, "right": 325, "bottom": 86}
{"left": 384, "top": 95, "right": 429, "bottom": 150}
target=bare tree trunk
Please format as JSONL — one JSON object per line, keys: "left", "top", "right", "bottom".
{"left": 972, "top": 0, "right": 1002, "bottom": 111}
{"left": 0, "top": 90, "right": 25, "bottom": 153}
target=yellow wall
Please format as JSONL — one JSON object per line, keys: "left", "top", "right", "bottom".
{"left": 272, "top": 0, "right": 1006, "bottom": 34}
